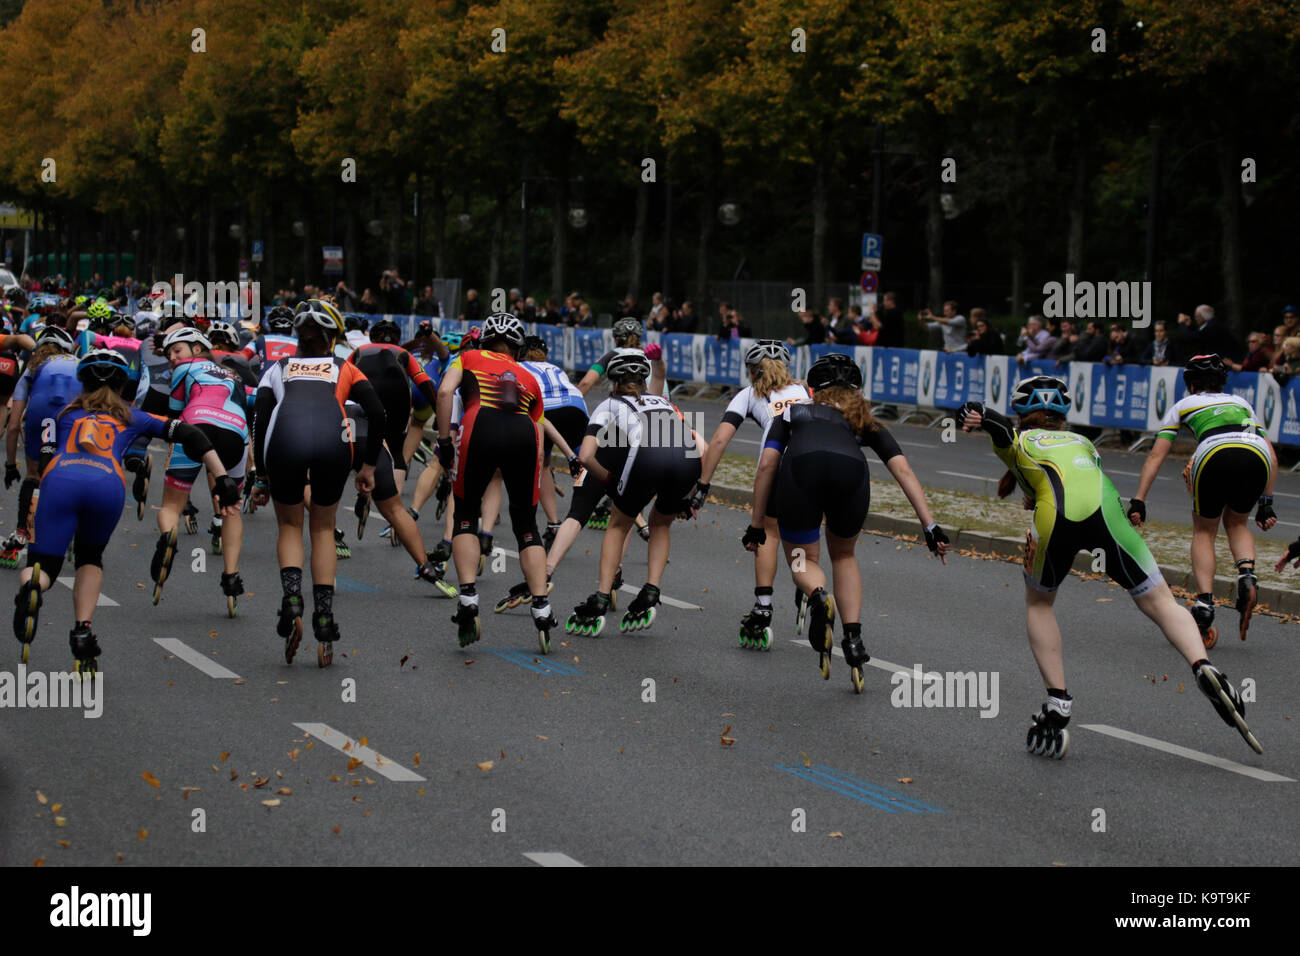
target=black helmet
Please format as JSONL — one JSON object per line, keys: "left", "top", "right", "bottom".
{"left": 522, "top": 335, "right": 547, "bottom": 355}
{"left": 612, "top": 316, "right": 642, "bottom": 344}
{"left": 1184, "top": 353, "right": 1228, "bottom": 392}
{"left": 369, "top": 318, "right": 400, "bottom": 343}
{"left": 344, "top": 313, "right": 364, "bottom": 332}
{"left": 265, "top": 305, "right": 295, "bottom": 334}
{"left": 5, "top": 288, "right": 26, "bottom": 307}
{"left": 807, "top": 352, "right": 862, "bottom": 391}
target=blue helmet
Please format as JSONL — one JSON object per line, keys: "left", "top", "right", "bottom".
{"left": 1011, "top": 375, "right": 1070, "bottom": 416}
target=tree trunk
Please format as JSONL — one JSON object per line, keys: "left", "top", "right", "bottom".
{"left": 697, "top": 179, "right": 714, "bottom": 327}
{"left": 1010, "top": 239, "right": 1024, "bottom": 322}
{"left": 206, "top": 193, "right": 217, "bottom": 278}
{"left": 488, "top": 192, "right": 506, "bottom": 294}
{"left": 629, "top": 177, "right": 648, "bottom": 302}
{"left": 1216, "top": 137, "right": 1245, "bottom": 341}
{"left": 551, "top": 166, "right": 569, "bottom": 303}
{"left": 387, "top": 185, "right": 401, "bottom": 271}
{"left": 344, "top": 195, "right": 358, "bottom": 294}
{"left": 1066, "top": 151, "right": 1086, "bottom": 275}
{"left": 925, "top": 175, "right": 944, "bottom": 310}
{"left": 812, "top": 150, "right": 829, "bottom": 312}
{"left": 432, "top": 173, "right": 446, "bottom": 278}
{"left": 661, "top": 171, "right": 673, "bottom": 300}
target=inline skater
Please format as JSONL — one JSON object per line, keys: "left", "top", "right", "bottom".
{"left": 1128, "top": 354, "right": 1278, "bottom": 646}
{"left": 691, "top": 339, "right": 812, "bottom": 649}
{"left": 0, "top": 326, "right": 40, "bottom": 566}
{"left": 14, "top": 349, "right": 240, "bottom": 671}
{"left": 238, "top": 305, "right": 298, "bottom": 368}
{"left": 407, "top": 330, "right": 461, "bottom": 524}
{"left": 520, "top": 335, "right": 589, "bottom": 543}
{"left": 566, "top": 350, "right": 704, "bottom": 638}
{"left": 4, "top": 326, "right": 79, "bottom": 566}
{"left": 750, "top": 352, "right": 949, "bottom": 692}
{"left": 960, "top": 376, "right": 1261, "bottom": 755}
{"left": 148, "top": 326, "right": 250, "bottom": 615}
{"left": 435, "top": 313, "right": 556, "bottom": 651}
{"left": 251, "top": 299, "right": 385, "bottom": 666}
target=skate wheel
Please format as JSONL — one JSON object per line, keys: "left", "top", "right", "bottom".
{"left": 1203, "top": 626, "right": 1218, "bottom": 650}
{"left": 152, "top": 583, "right": 163, "bottom": 606}
{"left": 1054, "top": 730, "right": 1070, "bottom": 759}
{"left": 851, "top": 666, "right": 864, "bottom": 694}
{"left": 436, "top": 580, "right": 458, "bottom": 599}
{"left": 589, "top": 617, "right": 605, "bottom": 637}
{"left": 227, "top": 595, "right": 237, "bottom": 618}
{"left": 20, "top": 641, "right": 29, "bottom": 664}
{"left": 284, "top": 618, "right": 303, "bottom": 664}
{"left": 213, "top": 538, "right": 223, "bottom": 556}
{"left": 494, "top": 597, "right": 512, "bottom": 614}
{"left": 390, "top": 531, "right": 400, "bottom": 548}
{"left": 760, "top": 627, "right": 772, "bottom": 651}
{"left": 819, "top": 653, "right": 831, "bottom": 680}
{"left": 538, "top": 631, "right": 551, "bottom": 655}
{"left": 477, "top": 557, "right": 486, "bottom": 575}
{"left": 738, "top": 631, "right": 749, "bottom": 649}
{"left": 317, "top": 641, "right": 333, "bottom": 668}
{"left": 565, "top": 616, "right": 576, "bottom": 633}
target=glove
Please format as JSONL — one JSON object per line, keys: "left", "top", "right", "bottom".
{"left": 213, "top": 475, "right": 241, "bottom": 508}
{"left": 436, "top": 436, "right": 455, "bottom": 470}
{"left": 4, "top": 463, "right": 18, "bottom": 489}
{"left": 688, "top": 481, "right": 710, "bottom": 512}
{"left": 568, "top": 456, "right": 583, "bottom": 479}
{"left": 923, "top": 523, "right": 949, "bottom": 555}
{"left": 1280, "top": 538, "right": 1300, "bottom": 571}
{"left": 644, "top": 343, "right": 662, "bottom": 361}
{"left": 1128, "top": 498, "right": 1146, "bottom": 524}
{"left": 957, "top": 401, "right": 985, "bottom": 429}
{"left": 741, "top": 525, "right": 766, "bottom": 549}
{"left": 1257, "top": 496, "right": 1277, "bottom": 528}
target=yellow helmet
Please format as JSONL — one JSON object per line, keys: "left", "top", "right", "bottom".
{"left": 293, "top": 298, "right": 345, "bottom": 338}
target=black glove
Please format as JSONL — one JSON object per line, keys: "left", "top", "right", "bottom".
{"left": 957, "top": 401, "right": 986, "bottom": 428}
{"left": 688, "top": 481, "right": 710, "bottom": 512}
{"left": 741, "top": 525, "right": 766, "bottom": 548}
{"left": 4, "top": 463, "right": 18, "bottom": 489}
{"left": 435, "top": 436, "right": 455, "bottom": 470}
{"left": 568, "top": 456, "right": 583, "bottom": 479}
{"left": 1285, "top": 539, "right": 1300, "bottom": 563}
{"left": 923, "top": 523, "right": 949, "bottom": 555}
{"left": 1128, "top": 498, "right": 1146, "bottom": 523}
{"left": 1257, "top": 496, "right": 1277, "bottom": 527}
{"left": 213, "top": 475, "right": 241, "bottom": 508}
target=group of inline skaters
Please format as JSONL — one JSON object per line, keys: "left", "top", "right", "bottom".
{"left": 0, "top": 280, "right": 1283, "bottom": 760}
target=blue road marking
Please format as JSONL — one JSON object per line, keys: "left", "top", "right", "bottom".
{"left": 775, "top": 764, "right": 944, "bottom": 814}
{"left": 485, "top": 648, "right": 585, "bottom": 676}
{"left": 335, "top": 575, "right": 382, "bottom": 593}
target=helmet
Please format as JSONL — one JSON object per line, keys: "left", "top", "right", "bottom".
{"left": 77, "top": 349, "right": 131, "bottom": 390}
{"left": 522, "top": 335, "right": 547, "bottom": 355}
{"left": 612, "top": 317, "right": 642, "bottom": 344}
{"left": 481, "top": 312, "right": 525, "bottom": 349}
{"left": 293, "top": 298, "right": 345, "bottom": 337}
{"left": 807, "top": 352, "right": 862, "bottom": 391}
{"left": 207, "top": 321, "right": 239, "bottom": 347}
{"left": 1184, "top": 353, "right": 1228, "bottom": 392}
{"left": 86, "top": 299, "right": 115, "bottom": 330}
{"left": 160, "top": 299, "right": 184, "bottom": 319}
{"left": 5, "top": 288, "right": 26, "bottom": 307}
{"left": 265, "top": 305, "right": 295, "bottom": 333}
{"left": 344, "top": 313, "right": 364, "bottom": 332}
{"left": 441, "top": 331, "right": 465, "bottom": 353}
{"left": 133, "top": 311, "right": 159, "bottom": 339}
{"left": 35, "top": 325, "right": 75, "bottom": 353}
{"left": 1010, "top": 375, "right": 1071, "bottom": 416}
{"left": 744, "top": 339, "right": 791, "bottom": 368}
{"left": 162, "top": 326, "right": 212, "bottom": 353}
{"left": 74, "top": 295, "right": 89, "bottom": 307}
{"left": 370, "top": 318, "right": 401, "bottom": 343}
{"left": 605, "top": 348, "right": 651, "bottom": 382}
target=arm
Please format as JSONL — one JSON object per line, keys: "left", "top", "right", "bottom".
{"left": 6, "top": 398, "right": 25, "bottom": 467}
{"left": 750, "top": 446, "right": 781, "bottom": 529}
{"left": 1128, "top": 436, "right": 1172, "bottom": 524}
{"left": 436, "top": 363, "right": 462, "bottom": 441}
{"left": 576, "top": 368, "right": 601, "bottom": 395}
{"left": 577, "top": 434, "right": 607, "bottom": 484}
{"left": 347, "top": 378, "right": 388, "bottom": 467}
{"left": 697, "top": 421, "right": 737, "bottom": 486}
{"left": 885, "top": 455, "right": 936, "bottom": 527}
{"left": 542, "top": 418, "right": 576, "bottom": 462}
{"left": 252, "top": 385, "right": 275, "bottom": 475}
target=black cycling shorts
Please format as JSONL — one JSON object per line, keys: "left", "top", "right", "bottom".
{"left": 374, "top": 378, "right": 413, "bottom": 472}
{"left": 775, "top": 449, "right": 869, "bottom": 544}
{"left": 611, "top": 445, "right": 700, "bottom": 517}
{"left": 351, "top": 416, "right": 398, "bottom": 502}
{"left": 543, "top": 406, "right": 589, "bottom": 463}
{"left": 268, "top": 422, "right": 353, "bottom": 507}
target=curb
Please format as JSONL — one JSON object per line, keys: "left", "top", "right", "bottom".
{"left": 707, "top": 483, "right": 1298, "bottom": 614}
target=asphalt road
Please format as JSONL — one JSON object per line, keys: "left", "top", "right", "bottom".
{"left": 2, "top": 404, "right": 1297, "bottom": 869}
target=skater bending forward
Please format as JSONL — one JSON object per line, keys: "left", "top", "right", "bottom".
{"left": 958, "top": 376, "right": 1261, "bottom": 756}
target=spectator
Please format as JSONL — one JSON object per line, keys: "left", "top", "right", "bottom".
{"left": 787, "top": 310, "right": 826, "bottom": 346}
{"left": 848, "top": 304, "right": 879, "bottom": 345}
{"left": 918, "top": 300, "right": 967, "bottom": 352}
{"left": 359, "top": 287, "right": 379, "bottom": 313}
{"left": 542, "top": 296, "right": 562, "bottom": 325}
{"left": 520, "top": 296, "right": 538, "bottom": 323}
{"left": 670, "top": 299, "right": 698, "bottom": 334}
{"left": 873, "top": 291, "right": 905, "bottom": 348}
{"left": 414, "top": 285, "right": 440, "bottom": 316}
{"left": 462, "top": 288, "right": 482, "bottom": 324}
{"left": 966, "top": 314, "right": 1006, "bottom": 356}
{"left": 1176, "top": 304, "right": 1240, "bottom": 361}
{"left": 1103, "top": 323, "right": 1141, "bottom": 366}
{"left": 1228, "top": 331, "right": 1273, "bottom": 372}
{"left": 717, "top": 306, "right": 751, "bottom": 340}
{"left": 1271, "top": 325, "right": 1290, "bottom": 368}
{"left": 332, "top": 281, "right": 357, "bottom": 312}
{"left": 826, "top": 297, "right": 856, "bottom": 345}
{"left": 575, "top": 302, "right": 595, "bottom": 327}
{"left": 647, "top": 292, "right": 668, "bottom": 330}
{"left": 1072, "top": 320, "right": 1108, "bottom": 363}
{"left": 1015, "top": 314, "right": 1055, "bottom": 365}
{"left": 619, "top": 294, "right": 642, "bottom": 321}
{"left": 1051, "top": 319, "right": 1079, "bottom": 364}
{"left": 1138, "top": 319, "right": 1180, "bottom": 366}
{"left": 1283, "top": 305, "right": 1300, "bottom": 338}
{"left": 1274, "top": 336, "right": 1300, "bottom": 385}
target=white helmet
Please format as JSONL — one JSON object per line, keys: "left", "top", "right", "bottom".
{"left": 162, "top": 326, "right": 212, "bottom": 352}
{"left": 481, "top": 312, "right": 525, "bottom": 349}
{"left": 744, "top": 339, "right": 791, "bottom": 367}
{"left": 605, "top": 347, "right": 651, "bottom": 382}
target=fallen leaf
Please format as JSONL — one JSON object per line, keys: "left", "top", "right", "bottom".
{"left": 261, "top": 799, "right": 280, "bottom": 808}
{"left": 34, "top": 858, "right": 45, "bottom": 867}
{"left": 500, "top": 749, "right": 505, "bottom": 759}
{"left": 209, "top": 630, "right": 217, "bottom": 637}
{"left": 220, "top": 752, "right": 230, "bottom": 763}
{"left": 417, "top": 789, "right": 426, "bottom": 794}
{"left": 722, "top": 713, "right": 734, "bottom": 717}
{"left": 275, "top": 787, "right": 292, "bottom": 795}
{"left": 305, "top": 741, "right": 315, "bottom": 750}
{"left": 51, "top": 803, "right": 62, "bottom": 812}
{"left": 360, "top": 737, "right": 368, "bottom": 747}
{"left": 229, "top": 770, "right": 238, "bottom": 781}
{"left": 1096, "top": 598, "right": 1112, "bottom": 603}
{"left": 333, "top": 826, "right": 340, "bottom": 835}
{"left": 55, "top": 816, "right": 67, "bottom": 827}
{"left": 800, "top": 751, "right": 811, "bottom": 768}
{"left": 573, "top": 657, "right": 580, "bottom": 663}
{"left": 720, "top": 725, "right": 736, "bottom": 747}
{"left": 477, "top": 761, "right": 494, "bottom": 771}
{"left": 239, "top": 783, "right": 249, "bottom": 791}
{"left": 413, "top": 753, "right": 421, "bottom": 765}
{"left": 363, "top": 808, "right": 372, "bottom": 818}
{"left": 57, "top": 840, "right": 70, "bottom": 848}
{"left": 346, "top": 757, "right": 363, "bottom": 772}
{"left": 365, "top": 777, "right": 376, "bottom": 785}
{"left": 276, "top": 771, "right": 283, "bottom": 779}
{"left": 252, "top": 777, "right": 270, "bottom": 788}
{"left": 535, "top": 735, "right": 548, "bottom": 741}
{"left": 400, "top": 655, "right": 409, "bottom": 668}
{"left": 829, "top": 832, "right": 844, "bottom": 839}
{"left": 137, "top": 829, "right": 148, "bottom": 840}
{"left": 36, "top": 791, "right": 47, "bottom": 805}
{"left": 141, "top": 771, "right": 161, "bottom": 789}
{"left": 233, "top": 679, "right": 246, "bottom": 685}
{"left": 898, "top": 777, "right": 914, "bottom": 784}
{"left": 116, "top": 853, "right": 123, "bottom": 862}
{"left": 211, "top": 765, "right": 219, "bottom": 772}
{"left": 343, "top": 741, "right": 351, "bottom": 751}
{"left": 329, "top": 774, "right": 341, "bottom": 782}
{"left": 464, "top": 660, "right": 474, "bottom": 666}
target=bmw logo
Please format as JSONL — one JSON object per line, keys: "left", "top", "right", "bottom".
{"left": 1265, "top": 387, "right": 1277, "bottom": 427}
{"left": 992, "top": 367, "right": 1002, "bottom": 403}
{"left": 922, "top": 363, "right": 932, "bottom": 395}
{"left": 1155, "top": 379, "right": 1167, "bottom": 418}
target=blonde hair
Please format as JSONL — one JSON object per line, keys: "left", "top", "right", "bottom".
{"left": 749, "top": 357, "right": 794, "bottom": 399}
{"left": 60, "top": 385, "right": 133, "bottom": 426}
{"left": 1284, "top": 336, "right": 1300, "bottom": 358}
{"left": 523, "top": 346, "right": 547, "bottom": 362}
{"left": 29, "top": 341, "right": 69, "bottom": 371}
{"left": 615, "top": 331, "right": 641, "bottom": 349}
{"left": 813, "top": 385, "right": 876, "bottom": 434}
{"left": 613, "top": 377, "right": 646, "bottom": 397}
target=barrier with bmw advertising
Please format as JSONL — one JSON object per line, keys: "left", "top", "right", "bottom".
{"left": 348, "top": 314, "right": 1300, "bottom": 447}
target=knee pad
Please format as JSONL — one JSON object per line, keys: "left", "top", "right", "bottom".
{"left": 17, "top": 477, "right": 39, "bottom": 526}
{"left": 452, "top": 494, "right": 481, "bottom": 537}
{"left": 25, "top": 549, "right": 65, "bottom": 582}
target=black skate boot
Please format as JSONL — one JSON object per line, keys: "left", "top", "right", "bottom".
{"left": 208, "top": 517, "right": 223, "bottom": 555}
{"left": 354, "top": 494, "right": 370, "bottom": 539}
{"left": 841, "top": 622, "right": 870, "bottom": 694}
{"left": 620, "top": 583, "right": 660, "bottom": 632}
{"left": 1193, "top": 660, "right": 1262, "bottom": 754}
{"left": 69, "top": 621, "right": 101, "bottom": 680}
{"left": 566, "top": 592, "right": 610, "bottom": 637}
{"left": 531, "top": 596, "right": 559, "bottom": 654}
{"left": 182, "top": 500, "right": 199, "bottom": 535}
{"left": 220, "top": 571, "right": 243, "bottom": 618}
{"left": 313, "top": 612, "right": 340, "bottom": 668}
{"left": 1027, "top": 692, "right": 1072, "bottom": 759}
{"left": 14, "top": 569, "right": 43, "bottom": 664}
{"left": 476, "top": 532, "right": 493, "bottom": 574}
{"left": 1235, "top": 561, "right": 1258, "bottom": 641}
{"left": 277, "top": 593, "right": 305, "bottom": 664}
{"left": 150, "top": 527, "right": 178, "bottom": 605}
{"left": 805, "top": 588, "right": 837, "bottom": 680}
{"left": 1191, "top": 596, "right": 1217, "bottom": 650}
{"left": 451, "top": 597, "right": 481, "bottom": 648}
{"left": 738, "top": 605, "right": 773, "bottom": 651}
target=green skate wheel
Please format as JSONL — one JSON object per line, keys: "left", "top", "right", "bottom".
{"left": 738, "top": 629, "right": 749, "bottom": 649}
{"left": 565, "top": 616, "right": 577, "bottom": 633}
{"left": 435, "top": 579, "right": 458, "bottom": 599}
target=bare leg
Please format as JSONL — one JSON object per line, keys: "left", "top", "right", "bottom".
{"left": 645, "top": 509, "right": 672, "bottom": 586}
{"left": 1222, "top": 508, "right": 1255, "bottom": 567}
{"left": 1025, "top": 584, "right": 1066, "bottom": 689}
{"left": 825, "top": 531, "right": 861, "bottom": 624}
{"left": 412, "top": 459, "right": 441, "bottom": 513}
{"left": 274, "top": 501, "right": 305, "bottom": 570}
{"left": 157, "top": 482, "right": 188, "bottom": 535}
{"left": 784, "top": 538, "right": 825, "bottom": 596}
{"left": 1134, "top": 581, "right": 1210, "bottom": 667}
{"left": 598, "top": 508, "right": 636, "bottom": 593}
{"left": 308, "top": 502, "right": 338, "bottom": 587}
{"left": 72, "top": 565, "right": 102, "bottom": 622}
{"left": 377, "top": 494, "right": 425, "bottom": 564}
{"left": 1190, "top": 513, "right": 1220, "bottom": 594}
